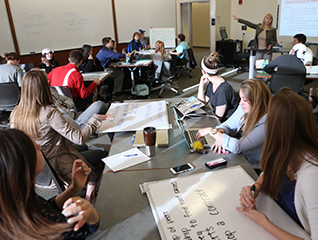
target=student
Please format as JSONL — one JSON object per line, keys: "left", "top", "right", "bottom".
{"left": 79, "top": 44, "right": 103, "bottom": 73}
{"left": 0, "top": 52, "right": 23, "bottom": 87}
{"left": 39, "top": 48, "right": 59, "bottom": 74}
{"left": 169, "top": 33, "right": 188, "bottom": 64}
{"left": 233, "top": 14, "right": 277, "bottom": 61}
{"left": 139, "top": 29, "right": 150, "bottom": 49}
{"left": 96, "top": 37, "right": 126, "bottom": 96}
{"left": 153, "top": 40, "right": 171, "bottom": 79}
{"left": 127, "top": 32, "right": 143, "bottom": 53}
{"left": 10, "top": 70, "right": 114, "bottom": 202}
{"left": 238, "top": 88, "right": 318, "bottom": 239}
{"left": 48, "top": 50, "right": 102, "bottom": 111}
{"left": 111, "top": 40, "right": 118, "bottom": 53}
{"left": 195, "top": 79, "right": 272, "bottom": 170}
{"left": 289, "top": 33, "right": 313, "bottom": 66}
{"left": 197, "top": 52, "right": 238, "bottom": 122}
{"left": 0, "top": 128, "right": 99, "bottom": 239}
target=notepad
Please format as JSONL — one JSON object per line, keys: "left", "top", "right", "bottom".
{"left": 133, "top": 129, "right": 169, "bottom": 147}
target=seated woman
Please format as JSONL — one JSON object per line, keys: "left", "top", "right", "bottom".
{"left": 79, "top": 44, "right": 103, "bottom": 73}
{"left": 197, "top": 52, "right": 238, "bottom": 122}
{"left": 10, "top": 70, "right": 113, "bottom": 203}
{"left": 0, "top": 52, "right": 23, "bottom": 87}
{"left": 195, "top": 79, "right": 272, "bottom": 170}
{"left": 153, "top": 40, "right": 171, "bottom": 79}
{"left": 238, "top": 88, "right": 318, "bottom": 239}
{"left": 127, "top": 32, "right": 143, "bottom": 53}
{"left": 0, "top": 128, "right": 99, "bottom": 239}
{"left": 39, "top": 48, "right": 59, "bottom": 74}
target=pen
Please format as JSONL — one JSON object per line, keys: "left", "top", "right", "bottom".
{"left": 132, "top": 134, "right": 135, "bottom": 144}
{"left": 121, "top": 154, "right": 139, "bottom": 158}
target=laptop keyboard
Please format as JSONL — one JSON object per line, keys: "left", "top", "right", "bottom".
{"left": 188, "top": 130, "right": 208, "bottom": 145}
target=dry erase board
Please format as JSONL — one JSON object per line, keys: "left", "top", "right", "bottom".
{"left": 8, "top": 0, "right": 114, "bottom": 54}
{"left": 149, "top": 28, "right": 176, "bottom": 49}
{"left": 142, "top": 166, "right": 310, "bottom": 240}
{"left": 114, "top": 0, "right": 176, "bottom": 43}
{"left": 0, "top": 1, "right": 15, "bottom": 54}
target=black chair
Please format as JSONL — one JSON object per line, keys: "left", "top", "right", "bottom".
{"left": 0, "top": 82, "right": 20, "bottom": 128}
{"left": 151, "top": 59, "right": 179, "bottom": 98}
{"left": 175, "top": 48, "right": 193, "bottom": 79}
{"left": 313, "top": 57, "right": 318, "bottom": 65}
{"left": 51, "top": 86, "right": 78, "bottom": 112}
{"left": 269, "top": 73, "right": 306, "bottom": 95}
{"left": 237, "top": 40, "right": 254, "bottom": 73}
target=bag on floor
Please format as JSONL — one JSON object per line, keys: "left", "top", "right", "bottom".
{"left": 131, "top": 84, "right": 149, "bottom": 99}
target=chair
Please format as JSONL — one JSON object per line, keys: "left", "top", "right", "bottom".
{"left": 35, "top": 153, "right": 66, "bottom": 200}
{"left": 175, "top": 48, "right": 193, "bottom": 79}
{"left": 50, "top": 86, "right": 77, "bottom": 112}
{"left": 0, "top": 82, "right": 20, "bottom": 128}
{"left": 237, "top": 40, "right": 254, "bottom": 73}
{"left": 313, "top": 57, "right": 318, "bottom": 65}
{"left": 150, "top": 59, "right": 179, "bottom": 98}
{"left": 269, "top": 73, "right": 306, "bottom": 95}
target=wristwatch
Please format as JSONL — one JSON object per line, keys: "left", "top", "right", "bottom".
{"left": 210, "top": 128, "right": 218, "bottom": 136}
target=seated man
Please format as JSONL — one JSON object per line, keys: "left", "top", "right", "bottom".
{"left": 139, "top": 29, "right": 150, "bottom": 50}
{"left": 47, "top": 50, "right": 102, "bottom": 110}
{"left": 289, "top": 33, "right": 313, "bottom": 66}
{"left": 169, "top": 33, "right": 188, "bottom": 65}
{"left": 96, "top": 37, "right": 126, "bottom": 96}
{"left": 127, "top": 32, "right": 143, "bottom": 53}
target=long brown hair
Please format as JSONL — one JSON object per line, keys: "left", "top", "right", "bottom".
{"left": 0, "top": 129, "right": 69, "bottom": 239}
{"left": 240, "top": 79, "right": 272, "bottom": 138}
{"left": 261, "top": 88, "right": 318, "bottom": 199}
{"left": 11, "top": 69, "right": 54, "bottom": 139}
{"left": 155, "top": 40, "right": 166, "bottom": 61}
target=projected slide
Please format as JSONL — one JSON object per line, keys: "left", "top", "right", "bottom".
{"left": 279, "top": 0, "right": 318, "bottom": 37}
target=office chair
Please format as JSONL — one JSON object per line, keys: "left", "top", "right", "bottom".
{"left": 150, "top": 59, "right": 179, "bottom": 98}
{"left": 175, "top": 48, "right": 193, "bottom": 79}
{"left": 51, "top": 86, "right": 78, "bottom": 112}
{"left": 268, "top": 73, "right": 306, "bottom": 95}
{"left": 0, "top": 82, "right": 20, "bottom": 128}
{"left": 237, "top": 40, "right": 254, "bottom": 73}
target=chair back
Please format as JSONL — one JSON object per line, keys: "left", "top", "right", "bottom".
{"left": 50, "top": 86, "right": 77, "bottom": 112}
{"left": 269, "top": 73, "right": 306, "bottom": 95}
{"left": 161, "top": 59, "right": 177, "bottom": 78}
{"left": 0, "top": 82, "right": 20, "bottom": 108}
{"left": 186, "top": 48, "right": 197, "bottom": 69}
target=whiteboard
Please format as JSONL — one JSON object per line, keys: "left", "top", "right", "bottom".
{"left": 0, "top": 0, "right": 15, "bottom": 54}
{"left": 142, "top": 166, "right": 310, "bottom": 240}
{"left": 149, "top": 28, "right": 176, "bottom": 49}
{"left": 114, "top": 0, "right": 176, "bottom": 43}
{"left": 96, "top": 101, "right": 170, "bottom": 133}
{"left": 9, "top": 0, "right": 114, "bottom": 54}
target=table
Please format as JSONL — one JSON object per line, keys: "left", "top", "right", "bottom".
{"left": 110, "top": 59, "right": 153, "bottom": 86}
{"left": 256, "top": 72, "right": 318, "bottom": 81}
{"left": 94, "top": 98, "right": 258, "bottom": 239}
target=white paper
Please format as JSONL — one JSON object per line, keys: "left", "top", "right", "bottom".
{"left": 102, "top": 148, "right": 151, "bottom": 172}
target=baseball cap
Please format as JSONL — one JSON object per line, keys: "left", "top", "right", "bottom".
{"left": 139, "top": 29, "right": 146, "bottom": 34}
{"left": 42, "top": 48, "right": 54, "bottom": 55}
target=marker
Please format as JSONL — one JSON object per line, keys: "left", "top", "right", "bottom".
{"left": 120, "top": 154, "right": 139, "bottom": 158}
{"left": 132, "top": 134, "right": 135, "bottom": 144}
{"left": 249, "top": 185, "right": 256, "bottom": 209}
{"left": 190, "top": 104, "right": 199, "bottom": 109}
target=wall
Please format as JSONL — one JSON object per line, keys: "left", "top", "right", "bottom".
{"left": 192, "top": 2, "right": 210, "bottom": 47}
{"left": 215, "top": 0, "right": 231, "bottom": 42}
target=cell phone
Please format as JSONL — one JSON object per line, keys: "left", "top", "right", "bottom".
{"left": 170, "top": 163, "right": 194, "bottom": 175}
{"left": 205, "top": 158, "right": 227, "bottom": 169}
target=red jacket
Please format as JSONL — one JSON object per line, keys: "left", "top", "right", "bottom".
{"left": 47, "top": 63, "right": 97, "bottom": 102}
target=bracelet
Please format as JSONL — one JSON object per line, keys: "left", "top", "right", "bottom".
{"left": 253, "top": 182, "right": 261, "bottom": 186}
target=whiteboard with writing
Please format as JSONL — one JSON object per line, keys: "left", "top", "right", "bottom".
{"left": 96, "top": 101, "right": 170, "bottom": 133}
{"left": 149, "top": 28, "right": 176, "bottom": 49}
{"left": 142, "top": 166, "right": 310, "bottom": 240}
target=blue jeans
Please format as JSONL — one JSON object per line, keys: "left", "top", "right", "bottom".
{"left": 75, "top": 100, "right": 109, "bottom": 128}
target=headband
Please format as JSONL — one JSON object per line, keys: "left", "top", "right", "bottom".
{"left": 201, "top": 58, "right": 219, "bottom": 75}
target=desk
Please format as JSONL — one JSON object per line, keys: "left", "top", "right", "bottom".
{"left": 256, "top": 72, "right": 318, "bottom": 81}
{"left": 110, "top": 60, "right": 153, "bottom": 86}
{"left": 95, "top": 98, "right": 258, "bottom": 239}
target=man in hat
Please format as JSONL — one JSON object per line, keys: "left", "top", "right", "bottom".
{"left": 139, "top": 29, "right": 150, "bottom": 49}
{"left": 289, "top": 34, "right": 313, "bottom": 66}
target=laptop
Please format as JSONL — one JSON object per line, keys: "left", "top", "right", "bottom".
{"left": 173, "top": 107, "right": 215, "bottom": 149}
{"left": 173, "top": 96, "right": 205, "bottom": 120}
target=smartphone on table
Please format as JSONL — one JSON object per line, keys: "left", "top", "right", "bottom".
{"left": 170, "top": 163, "right": 195, "bottom": 175}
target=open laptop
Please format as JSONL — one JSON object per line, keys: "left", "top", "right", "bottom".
{"left": 173, "top": 107, "right": 215, "bottom": 148}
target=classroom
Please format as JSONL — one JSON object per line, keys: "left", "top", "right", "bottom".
{"left": 0, "top": 0, "right": 318, "bottom": 239}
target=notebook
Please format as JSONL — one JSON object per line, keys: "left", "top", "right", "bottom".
{"left": 173, "top": 107, "right": 215, "bottom": 148}
{"left": 173, "top": 96, "right": 205, "bottom": 120}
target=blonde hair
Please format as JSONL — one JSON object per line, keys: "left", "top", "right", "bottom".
{"left": 240, "top": 79, "right": 272, "bottom": 138}
{"left": 155, "top": 40, "right": 166, "bottom": 61}
{"left": 11, "top": 69, "right": 54, "bottom": 139}
{"left": 261, "top": 13, "right": 274, "bottom": 30}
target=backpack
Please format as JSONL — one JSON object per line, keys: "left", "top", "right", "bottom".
{"left": 131, "top": 84, "right": 149, "bottom": 99}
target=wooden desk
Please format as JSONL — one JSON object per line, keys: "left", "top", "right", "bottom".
{"left": 94, "top": 98, "right": 258, "bottom": 239}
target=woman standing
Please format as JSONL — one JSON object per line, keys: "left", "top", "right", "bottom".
{"left": 238, "top": 88, "right": 318, "bottom": 239}
{"left": 233, "top": 14, "right": 277, "bottom": 61}
{"left": 195, "top": 79, "right": 272, "bottom": 170}
{"left": 197, "top": 52, "right": 238, "bottom": 122}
